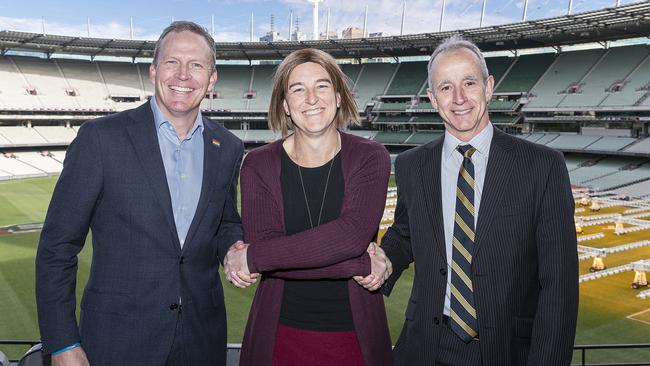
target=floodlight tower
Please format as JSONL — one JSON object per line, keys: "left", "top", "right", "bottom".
{"left": 308, "top": 0, "right": 323, "bottom": 40}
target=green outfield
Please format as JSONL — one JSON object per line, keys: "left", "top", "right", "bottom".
{"left": 1, "top": 177, "right": 649, "bottom": 363}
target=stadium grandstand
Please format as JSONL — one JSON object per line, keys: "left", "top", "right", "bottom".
{"left": 1, "top": 1, "right": 650, "bottom": 365}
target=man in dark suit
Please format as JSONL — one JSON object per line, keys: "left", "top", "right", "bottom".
{"left": 35, "top": 21, "right": 244, "bottom": 366}
{"left": 381, "top": 36, "right": 579, "bottom": 365}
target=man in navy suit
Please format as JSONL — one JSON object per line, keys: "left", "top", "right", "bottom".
{"left": 381, "top": 36, "right": 578, "bottom": 365}
{"left": 35, "top": 21, "right": 245, "bottom": 366}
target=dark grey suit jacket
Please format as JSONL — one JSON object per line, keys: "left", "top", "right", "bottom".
{"left": 35, "top": 101, "right": 243, "bottom": 366}
{"left": 382, "top": 128, "right": 578, "bottom": 366}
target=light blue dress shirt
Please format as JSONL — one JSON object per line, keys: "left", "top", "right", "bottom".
{"left": 151, "top": 96, "right": 204, "bottom": 249}
{"left": 441, "top": 122, "right": 493, "bottom": 316}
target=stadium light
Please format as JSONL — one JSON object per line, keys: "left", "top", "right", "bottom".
{"left": 308, "top": 0, "right": 323, "bottom": 40}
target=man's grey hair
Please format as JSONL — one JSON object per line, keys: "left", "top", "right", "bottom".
{"left": 426, "top": 35, "right": 489, "bottom": 93}
{"left": 152, "top": 20, "right": 216, "bottom": 70}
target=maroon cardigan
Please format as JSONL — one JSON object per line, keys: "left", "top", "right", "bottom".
{"left": 239, "top": 132, "right": 393, "bottom": 366}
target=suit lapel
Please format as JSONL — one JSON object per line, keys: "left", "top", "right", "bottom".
{"left": 125, "top": 102, "right": 181, "bottom": 249}
{"left": 419, "top": 138, "right": 447, "bottom": 261}
{"left": 474, "top": 129, "right": 515, "bottom": 258}
{"left": 182, "top": 118, "right": 225, "bottom": 250}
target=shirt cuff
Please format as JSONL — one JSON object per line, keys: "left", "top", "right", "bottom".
{"left": 52, "top": 343, "right": 81, "bottom": 356}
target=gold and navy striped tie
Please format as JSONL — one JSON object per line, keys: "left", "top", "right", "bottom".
{"left": 450, "top": 144, "right": 479, "bottom": 343}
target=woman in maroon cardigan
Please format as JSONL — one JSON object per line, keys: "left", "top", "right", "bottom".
{"left": 227, "top": 48, "right": 393, "bottom": 365}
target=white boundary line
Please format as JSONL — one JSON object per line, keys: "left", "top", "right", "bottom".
{"left": 626, "top": 308, "right": 650, "bottom": 326}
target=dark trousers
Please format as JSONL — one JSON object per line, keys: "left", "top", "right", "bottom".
{"left": 436, "top": 316, "right": 482, "bottom": 366}
{"left": 165, "top": 313, "right": 186, "bottom": 366}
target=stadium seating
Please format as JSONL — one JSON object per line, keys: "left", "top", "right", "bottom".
{"left": 624, "top": 137, "right": 650, "bottom": 154}
{"left": 0, "top": 126, "right": 47, "bottom": 145}
{"left": 345, "top": 130, "right": 377, "bottom": 139}
{"left": 0, "top": 56, "right": 43, "bottom": 110}
{"left": 15, "top": 152, "right": 63, "bottom": 174}
{"left": 32, "top": 126, "right": 77, "bottom": 144}
{"left": 411, "top": 113, "right": 442, "bottom": 124}
{"left": 525, "top": 49, "right": 607, "bottom": 109}
{"left": 373, "top": 131, "right": 412, "bottom": 144}
{"left": 585, "top": 136, "right": 637, "bottom": 152}
{"left": 373, "top": 115, "right": 413, "bottom": 124}
{"left": 353, "top": 63, "right": 396, "bottom": 109}
{"left": 485, "top": 56, "right": 513, "bottom": 86}
{"left": 384, "top": 61, "right": 427, "bottom": 96}
{"left": 247, "top": 65, "right": 275, "bottom": 111}
{"left": 57, "top": 58, "right": 113, "bottom": 110}
{"left": 495, "top": 53, "right": 556, "bottom": 93}
{"left": 13, "top": 57, "right": 79, "bottom": 110}
{"left": 340, "top": 64, "right": 363, "bottom": 88}
{"left": 404, "top": 131, "right": 443, "bottom": 144}
{"left": 546, "top": 134, "right": 601, "bottom": 150}
{"left": 560, "top": 45, "right": 650, "bottom": 108}
{"left": 569, "top": 157, "right": 642, "bottom": 185}
{"left": 212, "top": 64, "right": 252, "bottom": 111}
{"left": 610, "top": 179, "right": 650, "bottom": 198}
{"left": 375, "top": 102, "right": 412, "bottom": 112}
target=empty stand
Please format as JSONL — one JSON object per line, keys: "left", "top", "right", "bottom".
{"left": 354, "top": 63, "right": 396, "bottom": 109}
{"left": 0, "top": 126, "right": 47, "bottom": 145}
{"left": 411, "top": 113, "right": 442, "bottom": 124}
{"left": 625, "top": 137, "right": 650, "bottom": 154}
{"left": 247, "top": 65, "right": 275, "bottom": 111}
{"left": 485, "top": 56, "right": 513, "bottom": 86}
{"left": 374, "top": 115, "right": 412, "bottom": 124}
{"left": 375, "top": 102, "right": 412, "bottom": 112}
{"left": 600, "top": 47, "right": 650, "bottom": 107}
{"left": 15, "top": 152, "right": 63, "bottom": 174}
{"left": 495, "top": 53, "right": 556, "bottom": 93}
{"left": 245, "top": 129, "right": 278, "bottom": 142}
{"left": 385, "top": 61, "right": 427, "bottom": 96}
{"left": 212, "top": 64, "right": 252, "bottom": 111}
{"left": 585, "top": 136, "right": 637, "bottom": 152}
{"left": 560, "top": 45, "right": 649, "bottom": 108}
{"left": 57, "top": 59, "right": 112, "bottom": 110}
{"left": 345, "top": 130, "right": 377, "bottom": 139}
{"left": 0, "top": 56, "right": 42, "bottom": 109}
{"left": 32, "top": 126, "right": 77, "bottom": 144}
{"left": 546, "top": 134, "right": 601, "bottom": 150}
{"left": 13, "top": 57, "right": 78, "bottom": 110}
{"left": 0, "top": 154, "right": 45, "bottom": 176}
{"left": 405, "top": 131, "right": 443, "bottom": 144}
{"left": 373, "top": 131, "right": 412, "bottom": 144}
{"left": 525, "top": 49, "right": 606, "bottom": 109}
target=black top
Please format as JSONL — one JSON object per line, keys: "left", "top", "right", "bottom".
{"left": 278, "top": 147, "right": 353, "bottom": 332}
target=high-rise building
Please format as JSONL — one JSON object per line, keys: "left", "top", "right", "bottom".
{"left": 342, "top": 26, "right": 367, "bottom": 39}
{"left": 319, "top": 31, "right": 338, "bottom": 40}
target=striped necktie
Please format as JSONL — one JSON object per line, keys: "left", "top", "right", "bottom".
{"left": 450, "top": 144, "right": 479, "bottom": 343}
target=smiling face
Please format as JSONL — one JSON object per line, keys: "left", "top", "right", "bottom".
{"left": 149, "top": 30, "right": 216, "bottom": 124}
{"left": 283, "top": 61, "right": 341, "bottom": 137}
{"left": 427, "top": 48, "right": 494, "bottom": 142}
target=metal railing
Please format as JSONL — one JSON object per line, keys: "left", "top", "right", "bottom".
{"left": 573, "top": 343, "right": 650, "bottom": 366}
{"left": 2, "top": 340, "right": 650, "bottom": 365}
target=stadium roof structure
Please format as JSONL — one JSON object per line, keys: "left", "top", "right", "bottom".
{"left": 0, "top": 2, "right": 649, "bottom": 61}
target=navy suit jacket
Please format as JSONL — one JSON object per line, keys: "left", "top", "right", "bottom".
{"left": 382, "top": 128, "right": 579, "bottom": 366}
{"left": 35, "top": 101, "right": 243, "bottom": 366}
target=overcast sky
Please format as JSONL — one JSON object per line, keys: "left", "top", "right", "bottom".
{"left": 0, "top": 0, "right": 642, "bottom": 42}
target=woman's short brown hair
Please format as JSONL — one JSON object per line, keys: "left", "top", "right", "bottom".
{"left": 268, "top": 48, "right": 359, "bottom": 136}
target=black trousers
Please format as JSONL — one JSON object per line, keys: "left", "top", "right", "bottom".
{"left": 165, "top": 313, "right": 186, "bottom": 366}
{"left": 435, "top": 316, "right": 482, "bottom": 366}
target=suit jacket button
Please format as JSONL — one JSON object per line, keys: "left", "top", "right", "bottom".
{"left": 170, "top": 303, "right": 179, "bottom": 310}
{"left": 440, "top": 268, "right": 447, "bottom": 276}
{"left": 434, "top": 317, "right": 440, "bottom": 325}
{"left": 179, "top": 256, "right": 185, "bottom": 264}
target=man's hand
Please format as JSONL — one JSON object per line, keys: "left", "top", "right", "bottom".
{"left": 353, "top": 242, "right": 393, "bottom": 291}
{"left": 223, "top": 240, "right": 259, "bottom": 288}
{"left": 51, "top": 346, "right": 90, "bottom": 366}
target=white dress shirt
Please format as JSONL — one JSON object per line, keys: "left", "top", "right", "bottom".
{"left": 441, "top": 123, "right": 493, "bottom": 316}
